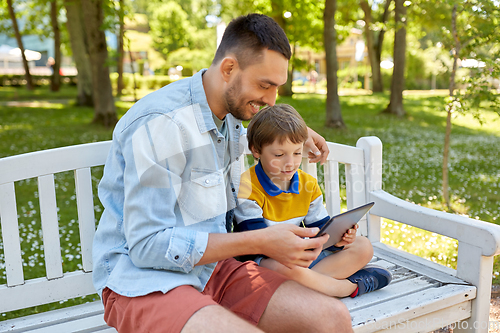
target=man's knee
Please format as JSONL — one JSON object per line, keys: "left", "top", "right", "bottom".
{"left": 312, "top": 295, "right": 352, "bottom": 332}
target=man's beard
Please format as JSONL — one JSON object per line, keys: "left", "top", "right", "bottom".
{"left": 224, "top": 75, "right": 253, "bottom": 121}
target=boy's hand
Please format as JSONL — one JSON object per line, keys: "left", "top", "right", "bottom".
{"left": 257, "top": 224, "right": 329, "bottom": 269}
{"left": 335, "top": 224, "right": 358, "bottom": 247}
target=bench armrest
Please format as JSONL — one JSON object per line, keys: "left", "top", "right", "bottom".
{"left": 369, "top": 189, "right": 500, "bottom": 257}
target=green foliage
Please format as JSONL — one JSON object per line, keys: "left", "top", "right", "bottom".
{"left": 147, "top": 0, "right": 216, "bottom": 72}
{"left": 148, "top": 1, "right": 193, "bottom": 56}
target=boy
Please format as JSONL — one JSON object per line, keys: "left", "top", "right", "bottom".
{"left": 235, "top": 104, "right": 392, "bottom": 298}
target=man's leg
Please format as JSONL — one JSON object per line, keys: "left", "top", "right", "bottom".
{"left": 258, "top": 280, "right": 353, "bottom": 333}
{"left": 182, "top": 305, "right": 263, "bottom": 333}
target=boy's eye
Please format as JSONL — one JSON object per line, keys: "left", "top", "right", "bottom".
{"left": 275, "top": 154, "right": 283, "bottom": 157}
{"left": 294, "top": 152, "right": 302, "bottom": 155}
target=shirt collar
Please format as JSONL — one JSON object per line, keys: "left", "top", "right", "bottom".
{"left": 190, "top": 69, "right": 217, "bottom": 134}
{"left": 255, "top": 161, "right": 300, "bottom": 197}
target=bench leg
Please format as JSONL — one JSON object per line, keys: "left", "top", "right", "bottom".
{"left": 454, "top": 243, "right": 493, "bottom": 333}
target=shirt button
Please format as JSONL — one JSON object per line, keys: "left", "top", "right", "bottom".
{"left": 235, "top": 157, "right": 239, "bottom": 161}
{"left": 235, "top": 125, "right": 240, "bottom": 129}
{"left": 174, "top": 255, "right": 179, "bottom": 260}
{"left": 205, "top": 179, "right": 210, "bottom": 184}
{"left": 217, "top": 139, "right": 221, "bottom": 143}
{"left": 232, "top": 188, "right": 236, "bottom": 192}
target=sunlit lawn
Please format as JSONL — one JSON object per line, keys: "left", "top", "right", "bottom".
{"left": 0, "top": 85, "right": 499, "bottom": 320}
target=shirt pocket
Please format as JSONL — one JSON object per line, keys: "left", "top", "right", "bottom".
{"left": 177, "top": 168, "right": 226, "bottom": 225}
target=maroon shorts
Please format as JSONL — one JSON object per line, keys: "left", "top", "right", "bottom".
{"left": 102, "top": 258, "right": 288, "bottom": 333}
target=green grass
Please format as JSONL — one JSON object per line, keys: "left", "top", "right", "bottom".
{"left": 0, "top": 85, "right": 499, "bottom": 320}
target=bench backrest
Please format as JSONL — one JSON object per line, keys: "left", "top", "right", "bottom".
{"left": 0, "top": 136, "right": 378, "bottom": 314}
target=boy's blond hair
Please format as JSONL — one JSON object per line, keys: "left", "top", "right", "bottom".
{"left": 247, "top": 104, "right": 308, "bottom": 153}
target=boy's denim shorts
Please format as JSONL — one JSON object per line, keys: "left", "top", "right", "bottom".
{"left": 255, "top": 249, "right": 338, "bottom": 268}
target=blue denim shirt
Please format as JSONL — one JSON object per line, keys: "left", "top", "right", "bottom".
{"left": 92, "top": 70, "right": 245, "bottom": 297}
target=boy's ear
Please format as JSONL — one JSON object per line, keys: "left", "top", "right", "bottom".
{"left": 250, "top": 145, "right": 261, "bottom": 159}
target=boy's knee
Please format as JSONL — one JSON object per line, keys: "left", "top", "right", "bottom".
{"left": 356, "top": 236, "right": 374, "bottom": 261}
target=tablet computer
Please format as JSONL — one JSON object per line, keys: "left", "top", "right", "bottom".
{"left": 313, "top": 202, "right": 374, "bottom": 249}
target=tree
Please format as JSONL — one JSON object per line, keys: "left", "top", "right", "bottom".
{"left": 324, "top": 0, "right": 345, "bottom": 128}
{"left": 6, "top": 0, "right": 34, "bottom": 90}
{"left": 360, "top": 0, "right": 392, "bottom": 93}
{"left": 81, "top": 0, "right": 117, "bottom": 127}
{"left": 383, "top": 0, "right": 407, "bottom": 117}
{"left": 49, "top": 0, "right": 61, "bottom": 91}
{"left": 64, "top": 0, "right": 93, "bottom": 106}
{"left": 439, "top": 0, "right": 500, "bottom": 209}
{"left": 116, "top": 0, "right": 125, "bottom": 96}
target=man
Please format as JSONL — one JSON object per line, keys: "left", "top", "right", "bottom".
{"left": 93, "top": 13, "right": 353, "bottom": 333}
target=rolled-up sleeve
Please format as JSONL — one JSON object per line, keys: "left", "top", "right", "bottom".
{"left": 119, "top": 113, "right": 209, "bottom": 273}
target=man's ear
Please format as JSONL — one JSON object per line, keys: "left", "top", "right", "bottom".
{"left": 220, "top": 56, "right": 238, "bottom": 83}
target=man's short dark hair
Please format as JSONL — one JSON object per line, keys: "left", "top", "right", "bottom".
{"left": 212, "top": 14, "right": 291, "bottom": 69}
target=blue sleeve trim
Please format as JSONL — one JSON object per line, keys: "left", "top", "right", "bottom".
{"left": 237, "top": 218, "right": 267, "bottom": 232}
{"left": 306, "top": 216, "right": 330, "bottom": 230}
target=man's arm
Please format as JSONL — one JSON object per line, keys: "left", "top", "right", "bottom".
{"left": 196, "top": 224, "right": 329, "bottom": 269}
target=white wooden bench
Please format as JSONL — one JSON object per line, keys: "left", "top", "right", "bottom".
{"left": 1, "top": 136, "right": 500, "bottom": 332}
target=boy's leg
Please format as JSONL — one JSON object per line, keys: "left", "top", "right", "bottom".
{"left": 312, "top": 236, "right": 373, "bottom": 279}
{"left": 259, "top": 280, "right": 353, "bottom": 333}
{"left": 260, "top": 258, "right": 356, "bottom": 297}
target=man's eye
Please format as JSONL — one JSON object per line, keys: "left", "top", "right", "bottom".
{"left": 275, "top": 154, "right": 283, "bottom": 157}
{"left": 294, "top": 152, "right": 302, "bottom": 155}
{"left": 261, "top": 85, "right": 270, "bottom": 89}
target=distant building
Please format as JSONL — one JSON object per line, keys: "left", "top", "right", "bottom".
{"left": 294, "top": 28, "right": 371, "bottom": 89}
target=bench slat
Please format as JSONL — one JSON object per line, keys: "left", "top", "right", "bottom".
{"left": 0, "top": 141, "right": 112, "bottom": 186}
{"left": 75, "top": 168, "right": 96, "bottom": 273}
{"left": 0, "top": 271, "right": 96, "bottom": 313}
{"left": 324, "top": 160, "right": 341, "bottom": 216}
{"left": 326, "top": 142, "right": 364, "bottom": 165}
{"left": 38, "top": 174, "right": 63, "bottom": 280}
{"left": 348, "top": 284, "right": 475, "bottom": 332}
{"left": 0, "top": 301, "right": 114, "bottom": 332}
{"left": 0, "top": 182, "right": 24, "bottom": 287}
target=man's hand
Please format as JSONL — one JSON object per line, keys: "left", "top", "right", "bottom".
{"left": 335, "top": 224, "right": 358, "bottom": 247}
{"left": 256, "top": 224, "right": 329, "bottom": 269}
{"left": 305, "top": 127, "right": 329, "bottom": 165}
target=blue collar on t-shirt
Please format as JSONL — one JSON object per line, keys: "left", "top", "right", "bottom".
{"left": 255, "top": 161, "right": 300, "bottom": 197}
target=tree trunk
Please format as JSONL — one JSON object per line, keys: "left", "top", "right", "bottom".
{"left": 360, "top": 0, "right": 383, "bottom": 93}
{"left": 442, "top": 4, "right": 460, "bottom": 210}
{"left": 324, "top": 0, "right": 345, "bottom": 128}
{"left": 272, "top": 4, "right": 293, "bottom": 97}
{"left": 383, "top": 0, "right": 406, "bottom": 117}
{"left": 374, "top": 0, "right": 392, "bottom": 92}
{"left": 6, "top": 0, "right": 34, "bottom": 90}
{"left": 278, "top": 43, "right": 294, "bottom": 97}
{"left": 50, "top": 0, "right": 61, "bottom": 92}
{"left": 64, "top": 0, "right": 93, "bottom": 106}
{"left": 82, "top": 0, "right": 117, "bottom": 127}
{"left": 116, "top": 0, "right": 125, "bottom": 96}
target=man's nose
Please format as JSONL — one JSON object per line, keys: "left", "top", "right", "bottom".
{"left": 262, "top": 86, "right": 278, "bottom": 106}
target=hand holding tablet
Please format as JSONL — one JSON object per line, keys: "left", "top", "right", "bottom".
{"left": 312, "top": 202, "right": 375, "bottom": 249}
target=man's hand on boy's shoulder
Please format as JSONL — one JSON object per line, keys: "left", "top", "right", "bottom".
{"left": 305, "top": 127, "right": 329, "bottom": 165}
{"left": 255, "top": 223, "right": 328, "bottom": 269}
